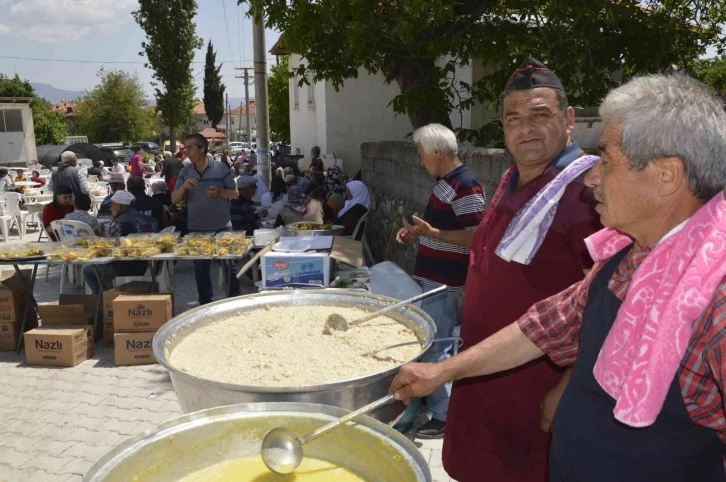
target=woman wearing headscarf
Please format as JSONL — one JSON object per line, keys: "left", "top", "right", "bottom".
{"left": 335, "top": 180, "right": 370, "bottom": 238}
{"left": 326, "top": 165, "right": 345, "bottom": 193}
{"left": 274, "top": 184, "right": 325, "bottom": 227}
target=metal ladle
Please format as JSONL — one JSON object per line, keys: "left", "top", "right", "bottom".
{"left": 261, "top": 394, "right": 395, "bottom": 474}
{"left": 323, "top": 285, "right": 448, "bottom": 334}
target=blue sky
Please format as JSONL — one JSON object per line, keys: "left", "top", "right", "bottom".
{"left": 0, "top": 0, "right": 281, "bottom": 102}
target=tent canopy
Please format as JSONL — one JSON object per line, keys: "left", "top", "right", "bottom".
{"left": 36, "top": 143, "right": 108, "bottom": 168}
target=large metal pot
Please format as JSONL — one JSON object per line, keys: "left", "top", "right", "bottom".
{"left": 153, "top": 290, "right": 436, "bottom": 422}
{"left": 83, "top": 402, "right": 431, "bottom": 482}
{"left": 282, "top": 221, "right": 345, "bottom": 236}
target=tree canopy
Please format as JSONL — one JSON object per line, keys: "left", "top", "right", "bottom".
{"left": 203, "top": 41, "right": 226, "bottom": 128}
{"left": 75, "top": 69, "right": 156, "bottom": 144}
{"left": 0, "top": 74, "right": 68, "bottom": 145}
{"left": 133, "top": 0, "right": 203, "bottom": 148}
{"left": 689, "top": 57, "right": 726, "bottom": 96}
{"left": 243, "top": 0, "right": 726, "bottom": 145}
{"left": 269, "top": 56, "right": 291, "bottom": 143}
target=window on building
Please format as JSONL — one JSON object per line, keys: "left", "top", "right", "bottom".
{"left": 307, "top": 72, "right": 315, "bottom": 106}
{"left": 293, "top": 76, "right": 299, "bottom": 108}
{"left": 0, "top": 109, "right": 23, "bottom": 133}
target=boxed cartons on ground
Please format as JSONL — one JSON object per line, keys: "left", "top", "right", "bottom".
{"left": 113, "top": 294, "right": 173, "bottom": 333}
{"left": 38, "top": 295, "right": 99, "bottom": 327}
{"left": 24, "top": 326, "right": 94, "bottom": 367}
{"left": 0, "top": 321, "right": 17, "bottom": 351}
{"left": 114, "top": 332, "right": 156, "bottom": 366}
{"left": 103, "top": 281, "right": 153, "bottom": 345}
{"left": 0, "top": 269, "right": 32, "bottom": 324}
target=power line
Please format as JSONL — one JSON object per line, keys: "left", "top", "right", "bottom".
{"left": 0, "top": 55, "right": 276, "bottom": 64}
{"left": 237, "top": 3, "right": 244, "bottom": 67}
{"left": 220, "top": 0, "right": 238, "bottom": 69}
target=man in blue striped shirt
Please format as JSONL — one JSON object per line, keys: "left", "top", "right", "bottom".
{"left": 172, "top": 134, "right": 241, "bottom": 305}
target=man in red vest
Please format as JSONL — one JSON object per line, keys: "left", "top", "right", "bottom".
{"left": 395, "top": 58, "right": 602, "bottom": 481}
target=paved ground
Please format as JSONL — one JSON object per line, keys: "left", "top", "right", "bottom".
{"left": 0, "top": 227, "right": 451, "bottom": 482}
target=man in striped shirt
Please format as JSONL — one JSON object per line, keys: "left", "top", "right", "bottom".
{"left": 396, "top": 123, "right": 487, "bottom": 438}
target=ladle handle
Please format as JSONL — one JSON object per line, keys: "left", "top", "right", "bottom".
{"left": 300, "top": 394, "right": 395, "bottom": 445}
{"left": 348, "top": 285, "right": 448, "bottom": 328}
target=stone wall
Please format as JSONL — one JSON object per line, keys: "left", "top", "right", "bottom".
{"left": 361, "top": 141, "right": 511, "bottom": 272}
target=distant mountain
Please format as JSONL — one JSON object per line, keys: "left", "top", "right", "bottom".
{"left": 30, "top": 83, "right": 83, "bottom": 104}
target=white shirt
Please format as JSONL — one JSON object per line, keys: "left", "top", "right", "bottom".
{"left": 111, "top": 164, "right": 125, "bottom": 173}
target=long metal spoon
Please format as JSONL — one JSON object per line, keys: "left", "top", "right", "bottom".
{"left": 363, "top": 336, "right": 464, "bottom": 356}
{"left": 261, "top": 394, "right": 395, "bottom": 474}
{"left": 323, "top": 284, "right": 448, "bottom": 334}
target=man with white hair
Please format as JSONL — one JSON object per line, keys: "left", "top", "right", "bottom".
{"left": 396, "top": 58, "right": 602, "bottom": 481}
{"left": 392, "top": 73, "right": 726, "bottom": 481}
{"left": 48, "top": 150, "right": 89, "bottom": 198}
{"left": 395, "top": 122, "right": 487, "bottom": 438}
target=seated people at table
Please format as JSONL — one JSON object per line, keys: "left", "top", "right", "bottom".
{"left": 83, "top": 190, "right": 159, "bottom": 294}
{"left": 64, "top": 194, "right": 101, "bottom": 235}
{"left": 335, "top": 180, "right": 370, "bottom": 237}
{"left": 325, "top": 165, "right": 346, "bottom": 194}
{"left": 87, "top": 161, "right": 105, "bottom": 181}
{"left": 42, "top": 186, "right": 74, "bottom": 241}
{"left": 13, "top": 170, "right": 26, "bottom": 193}
{"left": 0, "top": 169, "right": 13, "bottom": 192}
{"left": 274, "top": 184, "right": 325, "bottom": 227}
{"left": 127, "top": 176, "right": 166, "bottom": 229}
{"left": 231, "top": 175, "right": 260, "bottom": 235}
{"left": 30, "top": 171, "right": 46, "bottom": 187}
{"left": 97, "top": 174, "right": 126, "bottom": 217}
{"left": 110, "top": 157, "right": 125, "bottom": 174}
{"left": 151, "top": 181, "right": 172, "bottom": 206}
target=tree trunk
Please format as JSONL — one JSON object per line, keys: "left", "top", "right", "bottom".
{"left": 389, "top": 58, "right": 453, "bottom": 130}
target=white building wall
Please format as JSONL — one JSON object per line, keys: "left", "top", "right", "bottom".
{"left": 289, "top": 54, "right": 327, "bottom": 160}
{"left": 0, "top": 104, "right": 36, "bottom": 166}
{"left": 323, "top": 68, "right": 411, "bottom": 176}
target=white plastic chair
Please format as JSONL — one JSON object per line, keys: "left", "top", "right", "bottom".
{"left": 159, "top": 226, "right": 176, "bottom": 233}
{"left": 0, "top": 192, "right": 21, "bottom": 241}
{"left": 39, "top": 169, "right": 51, "bottom": 176}
{"left": 87, "top": 175, "right": 99, "bottom": 183}
{"left": 350, "top": 211, "right": 369, "bottom": 242}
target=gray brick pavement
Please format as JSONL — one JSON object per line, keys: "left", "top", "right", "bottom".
{"left": 0, "top": 229, "right": 451, "bottom": 482}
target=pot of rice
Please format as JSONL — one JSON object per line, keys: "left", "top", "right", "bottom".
{"left": 153, "top": 290, "right": 436, "bottom": 422}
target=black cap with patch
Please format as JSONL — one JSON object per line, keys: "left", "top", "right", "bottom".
{"left": 505, "top": 57, "right": 564, "bottom": 92}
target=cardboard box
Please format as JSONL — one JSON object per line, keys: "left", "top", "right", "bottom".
{"left": 24, "top": 326, "right": 94, "bottom": 367}
{"left": 103, "top": 282, "right": 154, "bottom": 344}
{"left": 0, "top": 321, "right": 17, "bottom": 352}
{"left": 114, "top": 332, "right": 157, "bottom": 366}
{"left": 0, "top": 269, "right": 32, "bottom": 323}
{"left": 261, "top": 252, "right": 332, "bottom": 288}
{"left": 113, "top": 294, "right": 173, "bottom": 333}
{"left": 38, "top": 295, "right": 98, "bottom": 326}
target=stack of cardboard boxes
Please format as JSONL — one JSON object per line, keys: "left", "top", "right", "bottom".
{"left": 112, "top": 292, "right": 173, "bottom": 366}
{"left": 102, "top": 281, "right": 154, "bottom": 346}
{"left": 0, "top": 270, "right": 35, "bottom": 352}
{"left": 24, "top": 295, "right": 97, "bottom": 367}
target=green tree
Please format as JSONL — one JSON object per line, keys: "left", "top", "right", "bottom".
{"left": 0, "top": 74, "right": 68, "bottom": 144}
{"left": 203, "top": 41, "right": 226, "bottom": 128}
{"left": 688, "top": 57, "right": 726, "bottom": 96}
{"left": 133, "top": 0, "right": 203, "bottom": 151}
{"left": 243, "top": 0, "right": 726, "bottom": 144}
{"left": 269, "top": 56, "right": 291, "bottom": 143}
{"left": 75, "top": 69, "right": 156, "bottom": 144}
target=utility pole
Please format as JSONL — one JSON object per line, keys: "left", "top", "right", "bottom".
{"left": 235, "top": 67, "right": 253, "bottom": 146}
{"left": 225, "top": 93, "right": 230, "bottom": 144}
{"left": 252, "top": 13, "right": 270, "bottom": 188}
{"left": 238, "top": 102, "right": 243, "bottom": 144}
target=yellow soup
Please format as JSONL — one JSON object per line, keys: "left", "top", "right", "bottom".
{"left": 178, "top": 455, "right": 367, "bottom": 482}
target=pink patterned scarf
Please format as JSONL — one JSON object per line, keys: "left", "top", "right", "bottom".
{"left": 584, "top": 192, "right": 726, "bottom": 427}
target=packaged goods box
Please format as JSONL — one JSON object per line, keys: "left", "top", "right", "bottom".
{"left": 0, "top": 321, "right": 17, "bottom": 351}
{"left": 24, "top": 326, "right": 94, "bottom": 367}
{"left": 261, "top": 252, "right": 332, "bottom": 288}
{"left": 0, "top": 269, "right": 32, "bottom": 324}
{"left": 103, "top": 281, "right": 154, "bottom": 344}
{"left": 114, "top": 332, "right": 156, "bottom": 366}
{"left": 113, "top": 294, "right": 173, "bottom": 333}
{"left": 38, "top": 294, "right": 99, "bottom": 326}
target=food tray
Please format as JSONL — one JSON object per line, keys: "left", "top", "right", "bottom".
{"left": 282, "top": 222, "right": 345, "bottom": 237}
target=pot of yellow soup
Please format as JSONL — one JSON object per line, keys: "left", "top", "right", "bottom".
{"left": 83, "top": 402, "right": 431, "bottom": 482}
